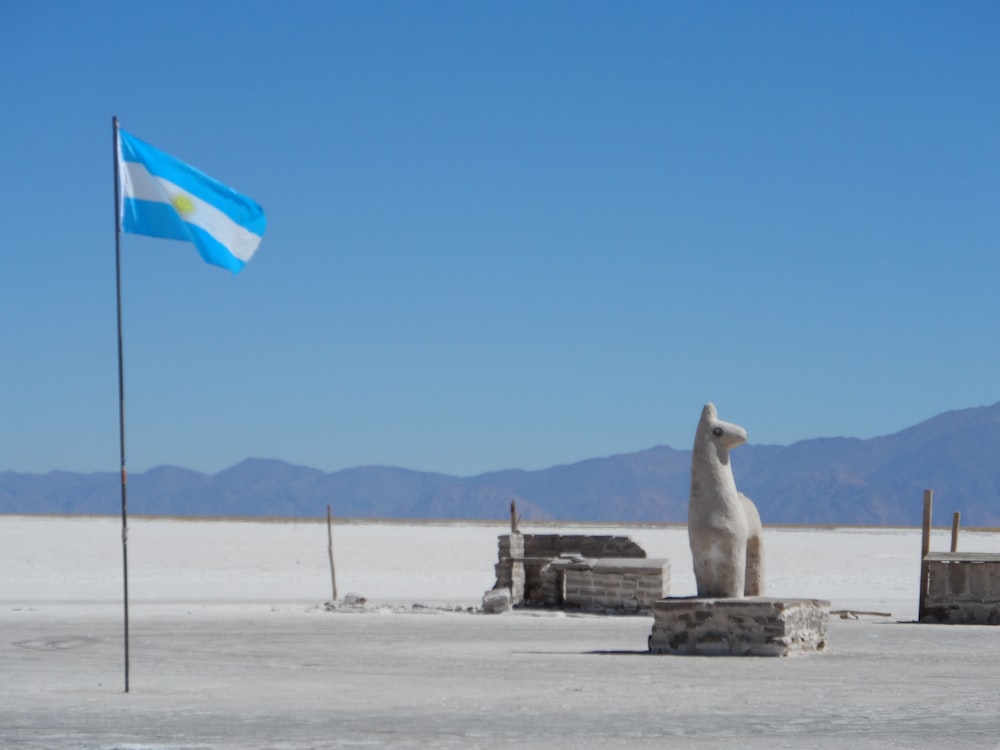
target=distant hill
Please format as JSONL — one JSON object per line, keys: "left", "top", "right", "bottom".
{"left": 3, "top": 403, "right": 1000, "bottom": 526}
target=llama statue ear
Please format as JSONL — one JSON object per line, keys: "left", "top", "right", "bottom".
{"left": 702, "top": 403, "right": 717, "bottom": 421}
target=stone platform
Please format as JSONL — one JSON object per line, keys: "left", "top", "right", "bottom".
{"left": 648, "top": 597, "right": 830, "bottom": 656}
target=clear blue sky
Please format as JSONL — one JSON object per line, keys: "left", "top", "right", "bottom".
{"left": 3, "top": 1, "right": 999, "bottom": 477}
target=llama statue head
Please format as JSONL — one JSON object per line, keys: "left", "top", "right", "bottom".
{"left": 694, "top": 402, "right": 747, "bottom": 468}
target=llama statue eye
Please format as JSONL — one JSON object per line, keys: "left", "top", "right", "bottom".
{"left": 712, "top": 427, "right": 724, "bottom": 437}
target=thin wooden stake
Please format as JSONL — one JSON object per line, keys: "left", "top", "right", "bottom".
{"left": 950, "top": 511, "right": 961, "bottom": 553}
{"left": 327, "top": 504, "right": 337, "bottom": 602}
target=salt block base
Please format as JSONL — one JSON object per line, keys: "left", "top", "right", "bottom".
{"left": 648, "top": 597, "right": 830, "bottom": 656}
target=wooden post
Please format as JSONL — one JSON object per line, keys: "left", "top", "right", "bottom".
{"left": 950, "top": 511, "right": 961, "bottom": 553}
{"left": 327, "top": 504, "right": 337, "bottom": 602}
{"left": 510, "top": 499, "right": 519, "bottom": 534}
{"left": 918, "top": 489, "right": 933, "bottom": 620}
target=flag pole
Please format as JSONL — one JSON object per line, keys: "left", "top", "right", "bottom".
{"left": 112, "top": 115, "right": 130, "bottom": 694}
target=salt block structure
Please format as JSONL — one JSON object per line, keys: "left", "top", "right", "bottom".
{"left": 487, "top": 532, "right": 670, "bottom": 615}
{"left": 648, "top": 597, "right": 830, "bottom": 656}
{"left": 541, "top": 556, "right": 671, "bottom": 614}
{"left": 921, "top": 553, "right": 1000, "bottom": 624}
{"left": 918, "top": 489, "right": 1000, "bottom": 625}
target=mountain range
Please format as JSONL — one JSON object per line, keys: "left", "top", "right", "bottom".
{"left": 3, "top": 403, "right": 1000, "bottom": 526}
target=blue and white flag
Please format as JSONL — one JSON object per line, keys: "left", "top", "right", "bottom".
{"left": 117, "top": 128, "right": 266, "bottom": 274}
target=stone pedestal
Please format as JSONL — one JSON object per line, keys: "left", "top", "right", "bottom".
{"left": 648, "top": 597, "right": 830, "bottom": 656}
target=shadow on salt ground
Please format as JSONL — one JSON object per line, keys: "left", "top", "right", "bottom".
{"left": 512, "top": 649, "right": 648, "bottom": 656}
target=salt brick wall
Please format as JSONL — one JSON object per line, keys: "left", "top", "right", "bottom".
{"left": 494, "top": 534, "right": 647, "bottom": 604}
{"left": 926, "top": 560, "right": 1000, "bottom": 599}
{"left": 923, "top": 559, "right": 1000, "bottom": 624}
{"left": 493, "top": 533, "right": 525, "bottom": 602}
{"left": 561, "top": 565, "right": 670, "bottom": 614}
{"left": 521, "top": 535, "right": 646, "bottom": 559}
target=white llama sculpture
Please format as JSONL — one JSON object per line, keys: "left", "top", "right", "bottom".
{"left": 688, "top": 403, "right": 765, "bottom": 598}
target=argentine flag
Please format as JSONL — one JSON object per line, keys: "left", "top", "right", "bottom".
{"left": 117, "top": 128, "right": 266, "bottom": 274}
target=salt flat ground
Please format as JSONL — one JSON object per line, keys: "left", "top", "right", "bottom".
{"left": 2, "top": 516, "right": 999, "bottom": 749}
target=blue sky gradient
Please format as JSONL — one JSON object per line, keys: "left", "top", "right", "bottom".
{"left": 3, "top": 1, "right": 999, "bottom": 477}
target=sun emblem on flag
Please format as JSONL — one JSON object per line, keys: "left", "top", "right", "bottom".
{"left": 171, "top": 194, "right": 196, "bottom": 216}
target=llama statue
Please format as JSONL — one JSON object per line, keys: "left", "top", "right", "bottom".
{"left": 688, "top": 403, "right": 765, "bottom": 598}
